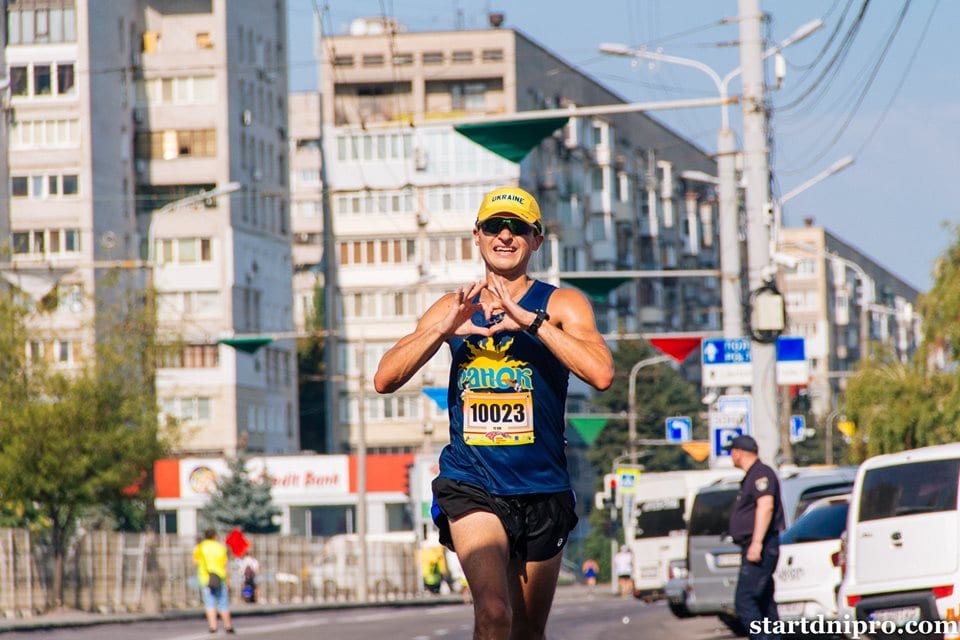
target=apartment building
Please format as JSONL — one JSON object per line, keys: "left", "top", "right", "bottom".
{"left": 780, "top": 221, "right": 921, "bottom": 417}
{"left": 3, "top": 0, "right": 298, "bottom": 456}
{"left": 298, "top": 15, "right": 722, "bottom": 457}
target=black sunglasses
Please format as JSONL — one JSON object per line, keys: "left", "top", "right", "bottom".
{"left": 479, "top": 218, "right": 537, "bottom": 236}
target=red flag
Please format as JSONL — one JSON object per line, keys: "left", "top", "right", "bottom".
{"left": 648, "top": 337, "right": 702, "bottom": 363}
{"left": 225, "top": 527, "right": 250, "bottom": 557}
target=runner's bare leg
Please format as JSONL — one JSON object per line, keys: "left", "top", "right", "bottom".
{"left": 507, "top": 553, "right": 563, "bottom": 640}
{"left": 449, "top": 510, "right": 512, "bottom": 640}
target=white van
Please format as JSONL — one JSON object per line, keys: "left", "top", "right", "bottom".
{"left": 309, "top": 531, "right": 418, "bottom": 599}
{"left": 841, "top": 444, "right": 960, "bottom": 632}
{"left": 628, "top": 469, "right": 743, "bottom": 597}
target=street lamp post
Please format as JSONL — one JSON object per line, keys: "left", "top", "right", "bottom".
{"left": 627, "top": 355, "right": 674, "bottom": 459}
{"left": 823, "top": 408, "right": 846, "bottom": 466}
{"left": 600, "top": 19, "right": 823, "bottom": 341}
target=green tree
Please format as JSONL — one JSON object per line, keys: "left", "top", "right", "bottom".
{"left": 0, "top": 283, "right": 166, "bottom": 609}
{"left": 588, "top": 340, "right": 705, "bottom": 474}
{"left": 298, "top": 282, "right": 327, "bottom": 452}
{"left": 579, "top": 340, "right": 704, "bottom": 577}
{"left": 200, "top": 454, "right": 280, "bottom": 533}
{"left": 840, "top": 224, "right": 960, "bottom": 462}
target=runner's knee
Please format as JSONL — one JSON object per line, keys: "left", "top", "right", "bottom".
{"left": 474, "top": 593, "right": 512, "bottom": 632}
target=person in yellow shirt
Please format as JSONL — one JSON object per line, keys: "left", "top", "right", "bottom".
{"left": 193, "top": 528, "right": 234, "bottom": 634}
{"left": 419, "top": 543, "right": 448, "bottom": 594}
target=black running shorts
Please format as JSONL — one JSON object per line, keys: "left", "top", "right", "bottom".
{"left": 431, "top": 477, "right": 579, "bottom": 562}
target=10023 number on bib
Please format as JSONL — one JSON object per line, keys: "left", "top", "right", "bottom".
{"left": 462, "top": 391, "right": 534, "bottom": 446}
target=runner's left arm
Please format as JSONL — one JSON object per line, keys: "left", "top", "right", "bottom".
{"left": 488, "top": 280, "right": 613, "bottom": 390}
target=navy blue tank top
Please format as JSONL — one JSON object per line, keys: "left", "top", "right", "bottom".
{"left": 437, "top": 280, "right": 571, "bottom": 495}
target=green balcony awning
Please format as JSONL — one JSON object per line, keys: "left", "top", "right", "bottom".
{"left": 561, "top": 276, "right": 632, "bottom": 302}
{"left": 455, "top": 116, "right": 570, "bottom": 163}
{"left": 219, "top": 337, "right": 273, "bottom": 354}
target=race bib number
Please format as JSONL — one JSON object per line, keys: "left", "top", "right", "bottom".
{"left": 462, "top": 391, "right": 534, "bottom": 446}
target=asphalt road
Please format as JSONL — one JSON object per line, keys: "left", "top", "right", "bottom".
{"left": 0, "top": 586, "right": 737, "bottom": 640}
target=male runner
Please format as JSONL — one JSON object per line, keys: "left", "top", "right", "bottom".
{"left": 375, "top": 186, "right": 613, "bottom": 639}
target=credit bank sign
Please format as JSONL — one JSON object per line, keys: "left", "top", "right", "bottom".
{"left": 179, "top": 456, "right": 349, "bottom": 499}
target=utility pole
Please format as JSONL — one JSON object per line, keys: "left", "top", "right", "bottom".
{"left": 356, "top": 338, "right": 368, "bottom": 602}
{"left": 738, "top": 0, "right": 780, "bottom": 466}
{"left": 313, "top": 4, "right": 340, "bottom": 455}
{"left": 718, "top": 127, "right": 742, "bottom": 338}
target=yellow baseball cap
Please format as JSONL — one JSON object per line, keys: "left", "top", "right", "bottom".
{"left": 476, "top": 187, "right": 542, "bottom": 232}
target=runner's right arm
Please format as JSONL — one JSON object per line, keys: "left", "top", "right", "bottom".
{"left": 374, "top": 281, "right": 490, "bottom": 393}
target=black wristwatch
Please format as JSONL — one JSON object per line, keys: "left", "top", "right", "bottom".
{"left": 526, "top": 309, "right": 550, "bottom": 336}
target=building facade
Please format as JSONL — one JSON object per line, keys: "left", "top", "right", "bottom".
{"left": 780, "top": 221, "right": 922, "bottom": 418}
{"left": 294, "top": 16, "right": 723, "bottom": 458}
{"left": 3, "top": 0, "right": 298, "bottom": 456}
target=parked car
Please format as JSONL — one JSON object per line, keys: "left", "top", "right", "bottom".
{"left": 665, "top": 558, "right": 692, "bottom": 618}
{"left": 627, "top": 469, "right": 742, "bottom": 599}
{"left": 840, "top": 444, "right": 960, "bottom": 634}
{"left": 684, "top": 466, "right": 857, "bottom": 635}
{"left": 775, "top": 493, "right": 850, "bottom": 622}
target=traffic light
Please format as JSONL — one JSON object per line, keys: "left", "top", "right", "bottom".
{"left": 790, "top": 386, "right": 811, "bottom": 413}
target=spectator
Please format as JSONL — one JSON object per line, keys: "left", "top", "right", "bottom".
{"left": 581, "top": 558, "right": 600, "bottom": 590}
{"left": 419, "top": 543, "right": 448, "bottom": 594}
{"left": 237, "top": 550, "right": 260, "bottom": 604}
{"left": 193, "top": 528, "right": 235, "bottom": 634}
{"left": 613, "top": 545, "right": 634, "bottom": 598}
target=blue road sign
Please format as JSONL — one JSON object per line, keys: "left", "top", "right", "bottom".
{"left": 777, "top": 336, "right": 806, "bottom": 362}
{"left": 665, "top": 416, "right": 692, "bottom": 443}
{"left": 712, "top": 425, "right": 744, "bottom": 458}
{"left": 702, "top": 338, "right": 752, "bottom": 365}
{"left": 702, "top": 338, "right": 753, "bottom": 386}
{"left": 790, "top": 415, "right": 806, "bottom": 443}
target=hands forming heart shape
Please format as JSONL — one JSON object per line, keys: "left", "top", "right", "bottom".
{"left": 436, "top": 277, "right": 536, "bottom": 338}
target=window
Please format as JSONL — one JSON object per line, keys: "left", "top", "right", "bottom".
{"left": 33, "top": 64, "right": 51, "bottom": 95}
{"left": 135, "top": 129, "right": 216, "bottom": 159}
{"left": 859, "top": 459, "right": 960, "bottom": 522}
{"left": 62, "top": 174, "right": 78, "bottom": 195}
{"left": 332, "top": 55, "right": 354, "bottom": 67}
{"left": 160, "top": 396, "right": 212, "bottom": 423}
{"left": 591, "top": 168, "right": 604, "bottom": 191}
{"left": 422, "top": 51, "right": 444, "bottom": 65}
{"left": 6, "top": 1, "right": 77, "bottom": 45}
{"left": 10, "top": 172, "right": 79, "bottom": 199}
{"left": 11, "top": 177, "right": 28, "bottom": 197}
{"left": 362, "top": 53, "right": 384, "bottom": 67}
{"left": 55, "top": 62, "right": 75, "bottom": 94}
{"left": 195, "top": 32, "right": 213, "bottom": 49}
{"left": 56, "top": 340, "right": 73, "bottom": 363}
{"left": 7, "top": 62, "right": 75, "bottom": 98}
{"left": 688, "top": 488, "right": 738, "bottom": 536}
{"left": 634, "top": 498, "right": 686, "bottom": 539}
{"left": 10, "top": 227, "right": 80, "bottom": 256}
{"left": 780, "top": 500, "right": 849, "bottom": 544}
{"left": 482, "top": 48, "right": 504, "bottom": 62}
{"left": 392, "top": 52, "right": 413, "bottom": 65}
{"left": 55, "top": 283, "right": 83, "bottom": 312}
{"left": 451, "top": 50, "right": 473, "bottom": 63}
{"left": 12, "top": 232, "right": 29, "bottom": 254}
{"left": 10, "top": 66, "right": 28, "bottom": 96}
{"left": 160, "top": 344, "right": 219, "bottom": 368}
{"left": 9, "top": 118, "right": 80, "bottom": 149}
{"left": 154, "top": 238, "right": 213, "bottom": 265}
{"left": 295, "top": 137, "right": 321, "bottom": 151}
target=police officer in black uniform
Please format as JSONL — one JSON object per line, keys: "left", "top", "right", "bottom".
{"left": 726, "top": 435, "right": 785, "bottom": 640}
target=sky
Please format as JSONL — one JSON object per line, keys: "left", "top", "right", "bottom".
{"left": 287, "top": 0, "right": 956, "bottom": 292}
